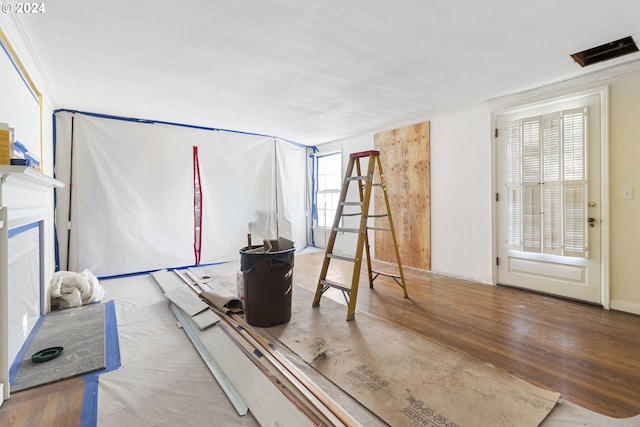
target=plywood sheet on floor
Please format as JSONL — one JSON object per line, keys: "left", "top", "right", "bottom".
{"left": 267, "top": 286, "right": 559, "bottom": 427}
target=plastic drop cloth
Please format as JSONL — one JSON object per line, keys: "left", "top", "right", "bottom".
{"left": 49, "top": 269, "right": 105, "bottom": 309}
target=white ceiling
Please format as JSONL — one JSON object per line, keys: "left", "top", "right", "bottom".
{"left": 6, "top": 0, "right": 640, "bottom": 144}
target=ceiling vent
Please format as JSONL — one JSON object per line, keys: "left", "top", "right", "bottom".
{"left": 570, "top": 36, "right": 639, "bottom": 67}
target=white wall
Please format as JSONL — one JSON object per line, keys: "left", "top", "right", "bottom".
{"left": 430, "top": 105, "right": 493, "bottom": 283}
{"left": 317, "top": 66, "right": 640, "bottom": 314}
{"left": 1, "top": 19, "right": 57, "bottom": 296}
{"left": 315, "top": 108, "right": 494, "bottom": 284}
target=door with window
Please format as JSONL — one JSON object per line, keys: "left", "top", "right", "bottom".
{"left": 496, "top": 90, "right": 605, "bottom": 304}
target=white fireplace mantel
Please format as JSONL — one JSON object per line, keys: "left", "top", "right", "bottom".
{"left": 0, "top": 165, "right": 64, "bottom": 402}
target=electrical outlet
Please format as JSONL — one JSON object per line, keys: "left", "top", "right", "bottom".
{"left": 622, "top": 187, "right": 633, "bottom": 199}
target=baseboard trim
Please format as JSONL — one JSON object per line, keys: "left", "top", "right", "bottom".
{"left": 610, "top": 300, "right": 640, "bottom": 315}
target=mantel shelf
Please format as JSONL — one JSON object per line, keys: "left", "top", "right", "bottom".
{"left": 0, "top": 166, "right": 64, "bottom": 189}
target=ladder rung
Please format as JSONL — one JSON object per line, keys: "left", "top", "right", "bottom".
{"left": 372, "top": 183, "right": 382, "bottom": 187}
{"left": 341, "top": 213, "right": 362, "bottom": 217}
{"left": 332, "top": 227, "right": 361, "bottom": 233}
{"left": 320, "top": 279, "right": 352, "bottom": 293}
{"left": 346, "top": 176, "right": 368, "bottom": 181}
{"left": 349, "top": 150, "right": 380, "bottom": 159}
{"left": 367, "top": 214, "right": 389, "bottom": 218}
{"left": 371, "top": 270, "right": 401, "bottom": 279}
{"left": 340, "top": 201, "right": 362, "bottom": 206}
{"left": 327, "top": 253, "right": 356, "bottom": 262}
{"left": 367, "top": 226, "right": 391, "bottom": 232}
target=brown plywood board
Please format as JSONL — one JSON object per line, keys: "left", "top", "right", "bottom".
{"left": 374, "top": 121, "right": 430, "bottom": 270}
{"left": 267, "top": 287, "right": 559, "bottom": 427}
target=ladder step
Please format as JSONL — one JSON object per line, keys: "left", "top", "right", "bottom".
{"left": 332, "top": 227, "right": 361, "bottom": 233}
{"left": 339, "top": 201, "right": 362, "bottom": 206}
{"left": 349, "top": 150, "right": 380, "bottom": 159}
{"left": 367, "top": 214, "right": 389, "bottom": 218}
{"left": 371, "top": 270, "right": 401, "bottom": 279}
{"left": 327, "top": 253, "right": 356, "bottom": 262}
{"left": 341, "top": 212, "right": 362, "bottom": 217}
{"left": 346, "top": 176, "right": 368, "bottom": 181}
{"left": 320, "top": 279, "right": 352, "bottom": 293}
{"left": 367, "top": 226, "right": 391, "bottom": 232}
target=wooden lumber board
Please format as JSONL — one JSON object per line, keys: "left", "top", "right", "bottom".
{"left": 169, "top": 304, "right": 248, "bottom": 416}
{"left": 373, "top": 121, "right": 431, "bottom": 270}
{"left": 219, "top": 313, "right": 359, "bottom": 426}
{"left": 149, "top": 269, "right": 184, "bottom": 293}
{"left": 164, "top": 286, "right": 208, "bottom": 316}
{"left": 159, "top": 270, "right": 351, "bottom": 425}
{"left": 178, "top": 307, "right": 315, "bottom": 426}
{"left": 214, "top": 319, "right": 332, "bottom": 426}
{"left": 227, "top": 313, "right": 362, "bottom": 427}
{"left": 192, "top": 310, "right": 220, "bottom": 330}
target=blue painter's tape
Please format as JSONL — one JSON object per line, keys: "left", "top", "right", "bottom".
{"left": 9, "top": 315, "right": 45, "bottom": 384}
{"left": 0, "top": 38, "right": 38, "bottom": 102}
{"left": 104, "top": 300, "right": 121, "bottom": 371}
{"left": 253, "top": 349, "right": 263, "bottom": 358}
{"left": 97, "top": 260, "right": 230, "bottom": 281}
{"left": 78, "top": 300, "right": 121, "bottom": 427}
{"left": 53, "top": 109, "right": 314, "bottom": 148}
{"left": 8, "top": 221, "right": 40, "bottom": 238}
{"left": 79, "top": 374, "right": 99, "bottom": 427}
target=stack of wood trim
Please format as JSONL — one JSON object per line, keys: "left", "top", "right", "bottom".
{"left": 151, "top": 269, "right": 360, "bottom": 426}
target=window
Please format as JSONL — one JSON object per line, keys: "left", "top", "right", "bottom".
{"left": 504, "top": 107, "right": 587, "bottom": 257}
{"left": 315, "top": 152, "right": 342, "bottom": 228}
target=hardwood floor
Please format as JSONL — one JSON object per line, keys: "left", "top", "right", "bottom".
{"left": 295, "top": 251, "right": 640, "bottom": 419}
{"left": 3, "top": 250, "right": 640, "bottom": 424}
{"left": 0, "top": 377, "right": 84, "bottom": 427}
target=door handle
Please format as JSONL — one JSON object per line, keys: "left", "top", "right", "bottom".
{"left": 588, "top": 217, "right": 596, "bottom": 227}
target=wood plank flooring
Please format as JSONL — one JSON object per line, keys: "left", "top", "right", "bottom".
{"left": 0, "top": 377, "right": 85, "bottom": 427}
{"left": 295, "top": 251, "right": 640, "bottom": 419}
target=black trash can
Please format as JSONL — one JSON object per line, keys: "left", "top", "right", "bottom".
{"left": 240, "top": 245, "right": 294, "bottom": 327}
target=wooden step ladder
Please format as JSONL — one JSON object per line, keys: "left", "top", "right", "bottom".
{"left": 312, "top": 150, "right": 408, "bottom": 320}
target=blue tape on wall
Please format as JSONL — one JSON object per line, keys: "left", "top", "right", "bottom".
{"left": 8, "top": 221, "right": 40, "bottom": 238}
{"left": 53, "top": 109, "right": 313, "bottom": 149}
{"left": 0, "top": 38, "right": 38, "bottom": 102}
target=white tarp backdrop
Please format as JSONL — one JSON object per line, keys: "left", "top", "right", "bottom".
{"left": 54, "top": 112, "right": 309, "bottom": 277}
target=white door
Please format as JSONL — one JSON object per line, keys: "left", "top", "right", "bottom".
{"left": 496, "top": 89, "right": 606, "bottom": 304}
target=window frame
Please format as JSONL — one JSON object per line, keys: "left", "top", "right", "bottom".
{"left": 314, "top": 151, "right": 343, "bottom": 229}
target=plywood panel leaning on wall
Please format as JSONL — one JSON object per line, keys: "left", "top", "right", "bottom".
{"left": 374, "top": 121, "right": 430, "bottom": 270}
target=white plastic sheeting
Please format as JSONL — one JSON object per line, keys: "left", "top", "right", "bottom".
{"left": 7, "top": 226, "right": 40, "bottom": 366}
{"left": 54, "top": 112, "right": 309, "bottom": 277}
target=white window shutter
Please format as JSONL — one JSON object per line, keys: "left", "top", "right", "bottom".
{"left": 503, "top": 108, "right": 587, "bottom": 258}
{"left": 542, "top": 114, "right": 562, "bottom": 254}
